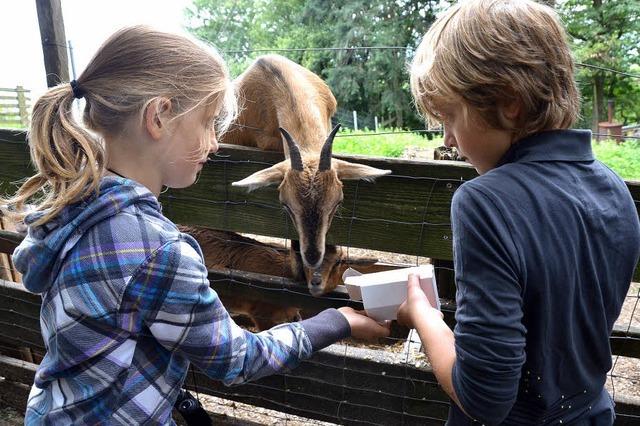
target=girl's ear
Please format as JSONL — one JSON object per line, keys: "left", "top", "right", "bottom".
{"left": 144, "top": 98, "right": 173, "bottom": 140}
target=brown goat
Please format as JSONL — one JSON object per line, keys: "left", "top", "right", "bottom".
{"left": 222, "top": 55, "right": 390, "bottom": 295}
{"left": 433, "top": 145, "right": 466, "bottom": 161}
{"left": 179, "top": 225, "right": 379, "bottom": 330}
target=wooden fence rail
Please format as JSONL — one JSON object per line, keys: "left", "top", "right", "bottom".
{"left": 0, "top": 88, "right": 30, "bottom": 128}
{"left": 0, "top": 127, "right": 639, "bottom": 424}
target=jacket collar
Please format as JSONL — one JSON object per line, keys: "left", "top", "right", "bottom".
{"left": 498, "top": 129, "right": 594, "bottom": 167}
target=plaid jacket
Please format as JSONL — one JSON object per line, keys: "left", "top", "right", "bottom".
{"left": 14, "top": 177, "right": 349, "bottom": 425}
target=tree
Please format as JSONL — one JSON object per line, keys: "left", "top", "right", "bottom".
{"left": 557, "top": 0, "right": 640, "bottom": 127}
{"left": 186, "top": 0, "right": 441, "bottom": 130}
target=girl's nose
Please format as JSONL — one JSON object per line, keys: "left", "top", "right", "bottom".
{"left": 209, "top": 131, "right": 219, "bottom": 154}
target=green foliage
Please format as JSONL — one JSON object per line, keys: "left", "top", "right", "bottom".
{"left": 557, "top": 0, "right": 640, "bottom": 127}
{"left": 186, "top": 0, "right": 443, "bottom": 130}
{"left": 333, "top": 128, "right": 442, "bottom": 158}
{"left": 592, "top": 139, "right": 640, "bottom": 180}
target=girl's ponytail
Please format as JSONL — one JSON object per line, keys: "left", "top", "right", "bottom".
{"left": 3, "top": 82, "right": 105, "bottom": 226}
{"left": 2, "top": 25, "right": 236, "bottom": 227}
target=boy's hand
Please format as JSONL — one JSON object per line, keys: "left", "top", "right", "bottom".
{"left": 397, "top": 273, "right": 443, "bottom": 328}
{"left": 338, "top": 307, "right": 391, "bottom": 340}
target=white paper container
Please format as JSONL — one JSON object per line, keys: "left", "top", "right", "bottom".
{"left": 342, "top": 265, "right": 439, "bottom": 321}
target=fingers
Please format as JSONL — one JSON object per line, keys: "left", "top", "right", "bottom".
{"left": 376, "top": 321, "right": 391, "bottom": 338}
{"left": 407, "top": 273, "right": 421, "bottom": 286}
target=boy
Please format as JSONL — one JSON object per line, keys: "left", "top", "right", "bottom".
{"left": 397, "top": 0, "right": 640, "bottom": 424}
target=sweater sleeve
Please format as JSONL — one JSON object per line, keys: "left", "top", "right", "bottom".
{"left": 132, "top": 238, "right": 349, "bottom": 385}
{"left": 450, "top": 184, "right": 526, "bottom": 424}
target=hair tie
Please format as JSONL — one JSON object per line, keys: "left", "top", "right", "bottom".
{"left": 70, "top": 80, "right": 85, "bottom": 99}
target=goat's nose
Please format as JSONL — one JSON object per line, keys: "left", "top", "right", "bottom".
{"left": 310, "top": 270, "right": 322, "bottom": 286}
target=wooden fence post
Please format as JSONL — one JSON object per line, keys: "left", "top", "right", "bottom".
{"left": 16, "top": 86, "right": 28, "bottom": 127}
{"left": 35, "top": 0, "right": 70, "bottom": 87}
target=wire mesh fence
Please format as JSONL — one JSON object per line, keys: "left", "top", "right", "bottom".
{"left": 1, "top": 34, "right": 640, "bottom": 424}
{"left": 0, "top": 131, "right": 639, "bottom": 423}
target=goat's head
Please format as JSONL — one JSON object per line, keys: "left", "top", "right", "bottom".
{"left": 232, "top": 124, "right": 390, "bottom": 270}
{"left": 289, "top": 241, "right": 378, "bottom": 296}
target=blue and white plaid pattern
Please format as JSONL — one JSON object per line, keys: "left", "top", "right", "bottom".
{"left": 14, "top": 177, "right": 313, "bottom": 425}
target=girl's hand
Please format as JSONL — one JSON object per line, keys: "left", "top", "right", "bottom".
{"left": 338, "top": 307, "right": 391, "bottom": 340}
{"left": 397, "top": 273, "right": 443, "bottom": 328}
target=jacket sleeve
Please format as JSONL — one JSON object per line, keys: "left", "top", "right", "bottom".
{"left": 450, "top": 184, "right": 526, "bottom": 424}
{"left": 130, "top": 238, "right": 348, "bottom": 385}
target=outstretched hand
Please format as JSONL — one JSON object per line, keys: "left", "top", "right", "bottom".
{"left": 338, "top": 307, "right": 391, "bottom": 340}
{"left": 397, "top": 273, "right": 443, "bottom": 328}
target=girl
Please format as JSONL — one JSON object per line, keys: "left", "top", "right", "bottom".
{"left": 3, "top": 26, "right": 389, "bottom": 425}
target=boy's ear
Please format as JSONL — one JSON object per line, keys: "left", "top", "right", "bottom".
{"left": 503, "top": 100, "right": 521, "bottom": 121}
{"left": 144, "top": 98, "right": 173, "bottom": 141}
{"left": 231, "top": 161, "right": 288, "bottom": 191}
{"left": 500, "top": 96, "right": 522, "bottom": 124}
{"left": 332, "top": 159, "right": 391, "bottom": 181}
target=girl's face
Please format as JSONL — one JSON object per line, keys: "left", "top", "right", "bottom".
{"left": 162, "top": 102, "right": 220, "bottom": 188}
{"left": 438, "top": 103, "right": 512, "bottom": 174}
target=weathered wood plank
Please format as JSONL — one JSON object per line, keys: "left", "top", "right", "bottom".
{"left": 1, "top": 280, "right": 639, "bottom": 422}
{"left": 1, "top": 275, "right": 638, "bottom": 358}
{"left": 161, "top": 145, "right": 475, "bottom": 264}
{"left": 2, "top": 129, "right": 638, "bottom": 282}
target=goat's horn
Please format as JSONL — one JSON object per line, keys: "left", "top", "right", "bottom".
{"left": 319, "top": 123, "right": 341, "bottom": 171}
{"left": 279, "top": 127, "right": 303, "bottom": 171}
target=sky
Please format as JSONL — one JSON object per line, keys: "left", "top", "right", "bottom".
{"left": 0, "top": 0, "right": 192, "bottom": 99}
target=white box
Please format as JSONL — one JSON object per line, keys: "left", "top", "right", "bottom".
{"left": 342, "top": 265, "right": 439, "bottom": 321}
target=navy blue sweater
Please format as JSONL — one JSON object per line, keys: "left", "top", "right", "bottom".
{"left": 447, "top": 130, "right": 640, "bottom": 425}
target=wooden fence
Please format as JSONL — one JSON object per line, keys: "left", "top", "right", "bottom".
{"left": 0, "top": 87, "right": 30, "bottom": 129}
{"left": 0, "top": 127, "right": 639, "bottom": 424}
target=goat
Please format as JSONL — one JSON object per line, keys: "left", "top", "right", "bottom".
{"left": 222, "top": 55, "right": 390, "bottom": 296}
{"left": 179, "top": 225, "right": 379, "bottom": 330}
{"left": 433, "top": 145, "right": 466, "bottom": 161}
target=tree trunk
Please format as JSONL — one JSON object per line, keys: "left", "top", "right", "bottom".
{"left": 593, "top": 74, "right": 605, "bottom": 132}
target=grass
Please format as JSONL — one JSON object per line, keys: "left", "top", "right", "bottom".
{"left": 592, "top": 139, "right": 640, "bottom": 181}
{"left": 333, "top": 128, "right": 443, "bottom": 158}
{"left": 333, "top": 128, "right": 640, "bottom": 181}
{"left": 0, "top": 121, "right": 25, "bottom": 129}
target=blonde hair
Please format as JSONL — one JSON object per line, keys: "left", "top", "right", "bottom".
{"left": 2, "top": 25, "right": 236, "bottom": 226}
{"left": 410, "top": 0, "right": 579, "bottom": 139}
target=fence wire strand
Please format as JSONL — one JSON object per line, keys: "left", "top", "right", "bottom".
{"left": 1, "top": 38, "right": 640, "bottom": 419}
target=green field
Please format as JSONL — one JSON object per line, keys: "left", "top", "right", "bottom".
{"left": 333, "top": 128, "right": 443, "bottom": 158}
{"left": 334, "top": 129, "right": 640, "bottom": 181}
{"left": 592, "top": 140, "right": 640, "bottom": 181}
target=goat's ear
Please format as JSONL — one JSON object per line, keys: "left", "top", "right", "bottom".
{"left": 333, "top": 159, "right": 391, "bottom": 181}
{"left": 231, "top": 161, "right": 287, "bottom": 191}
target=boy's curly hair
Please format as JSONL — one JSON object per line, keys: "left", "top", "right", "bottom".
{"left": 410, "top": 0, "right": 580, "bottom": 140}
